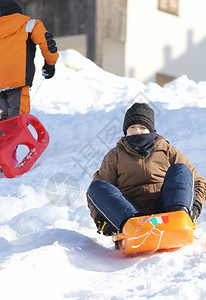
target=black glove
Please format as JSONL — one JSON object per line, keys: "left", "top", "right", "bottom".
{"left": 42, "top": 61, "right": 55, "bottom": 79}
{"left": 190, "top": 201, "right": 201, "bottom": 222}
{"left": 95, "top": 215, "right": 117, "bottom": 236}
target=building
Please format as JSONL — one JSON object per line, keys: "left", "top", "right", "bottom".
{"left": 18, "top": 0, "right": 206, "bottom": 84}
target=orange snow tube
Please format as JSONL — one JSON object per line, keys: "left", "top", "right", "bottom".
{"left": 113, "top": 211, "right": 196, "bottom": 255}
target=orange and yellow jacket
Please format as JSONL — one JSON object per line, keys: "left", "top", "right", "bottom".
{"left": 0, "top": 13, "right": 59, "bottom": 90}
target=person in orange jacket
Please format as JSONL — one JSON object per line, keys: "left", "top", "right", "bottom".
{"left": 0, "top": 0, "right": 59, "bottom": 120}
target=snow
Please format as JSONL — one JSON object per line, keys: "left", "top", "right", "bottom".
{"left": 1, "top": 48, "right": 206, "bottom": 299}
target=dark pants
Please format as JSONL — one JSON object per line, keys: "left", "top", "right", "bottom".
{"left": 88, "top": 163, "right": 195, "bottom": 231}
{"left": 0, "top": 86, "right": 30, "bottom": 121}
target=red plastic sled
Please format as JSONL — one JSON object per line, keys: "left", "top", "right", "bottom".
{"left": 0, "top": 113, "right": 49, "bottom": 178}
{"left": 113, "top": 211, "right": 196, "bottom": 255}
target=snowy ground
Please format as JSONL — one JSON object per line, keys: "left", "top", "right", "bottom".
{"left": 0, "top": 49, "right": 206, "bottom": 299}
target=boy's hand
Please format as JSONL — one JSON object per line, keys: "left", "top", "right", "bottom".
{"left": 190, "top": 201, "right": 201, "bottom": 222}
{"left": 42, "top": 61, "right": 55, "bottom": 79}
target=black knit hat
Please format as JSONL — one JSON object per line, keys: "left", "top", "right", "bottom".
{"left": 0, "top": 0, "right": 24, "bottom": 17}
{"left": 123, "top": 103, "right": 155, "bottom": 135}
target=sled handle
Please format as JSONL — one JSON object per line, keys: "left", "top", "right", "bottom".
{"left": 112, "top": 233, "right": 127, "bottom": 242}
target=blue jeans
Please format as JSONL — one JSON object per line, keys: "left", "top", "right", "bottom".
{"left": 88, "top": 163, "right": 195, "bottom": 231}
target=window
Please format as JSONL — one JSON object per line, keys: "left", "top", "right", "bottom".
{"left": 156, "top": 73, "right": 176, "bottom": 86}
{"left": 158, "top": 0, "right": 179, "bottom": 16}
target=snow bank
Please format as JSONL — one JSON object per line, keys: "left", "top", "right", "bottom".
{"left": 0, "top": 49, "right": 206, "bottom": 299}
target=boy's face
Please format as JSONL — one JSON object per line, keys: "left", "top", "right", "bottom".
{"left": 126, "top": 124, "right": 150, "bottom": 136}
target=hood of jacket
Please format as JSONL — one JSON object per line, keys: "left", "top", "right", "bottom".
{"left": 0, "top": 13, "right": 30, "bottom": 38}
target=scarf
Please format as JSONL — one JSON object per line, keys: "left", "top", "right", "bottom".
{"left": 124, "top": 131, "right": 157, "bottom": 157}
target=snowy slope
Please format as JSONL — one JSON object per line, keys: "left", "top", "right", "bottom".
{"left": 0, "top": 49, "right": 206, "bottom": 300}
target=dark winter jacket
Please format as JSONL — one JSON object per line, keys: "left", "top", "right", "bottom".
{"left": 87, "top": 135, "right": 206, "bottom": 221}
{"left": 0, "top": 13, "right": 59, "bottom": 90}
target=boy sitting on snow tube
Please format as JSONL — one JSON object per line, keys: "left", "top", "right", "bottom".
{"left": 86, "top": 103, "right": 206, "bottom": 236}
